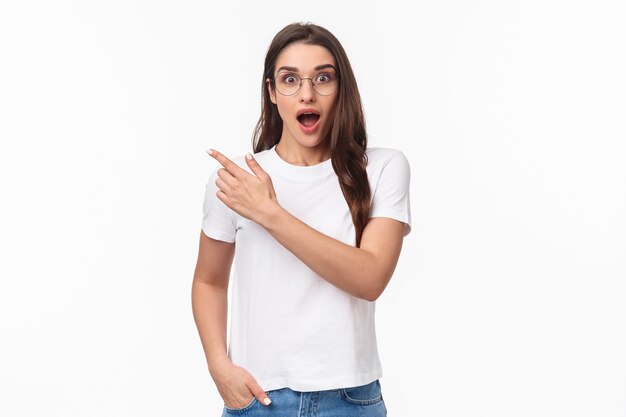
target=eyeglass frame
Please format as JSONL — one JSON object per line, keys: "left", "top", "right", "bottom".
{"left": 269, "top": 71, "right": 341, "bottom": 96}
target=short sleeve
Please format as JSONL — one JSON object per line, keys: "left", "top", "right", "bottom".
{"left": 201, "top": 167, "right": 236, "bottom": 243}
{"left": 369, "top": 150, "right": 412, "bottom": 237}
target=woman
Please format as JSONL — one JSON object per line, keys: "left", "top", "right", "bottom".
{"left": 192, "top": 22, "right": 411, "bottom": 416}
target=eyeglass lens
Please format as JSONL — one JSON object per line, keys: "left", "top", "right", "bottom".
{"left": 274, "top": 72, "right": 338, "bottom": 96}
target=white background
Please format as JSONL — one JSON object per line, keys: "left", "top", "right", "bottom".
{"left": 1, "top": 1, "right": 624, "bottom": 416}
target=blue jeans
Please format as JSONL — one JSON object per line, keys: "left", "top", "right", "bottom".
{"left": 221, "top": 379, "right": 387, "bottom": 416}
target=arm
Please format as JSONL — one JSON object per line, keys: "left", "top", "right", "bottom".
{"left": 191, "top": 230, "right": 234, "bottom": 371}
{"left": 206, "top": 148, "right": 410, "bottom": 303}
{"left": 260, "top": 207, "right": 405, "bottom": 302}
{"left": 192, "top": 230, "right": 273, "bottom": 407}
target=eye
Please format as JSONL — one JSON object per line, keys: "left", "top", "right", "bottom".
{"left": 315, "top": 72, "right": 336, "bottom": 83}
{"left": 279, "top": 73, "right": 299, "bottom": 84}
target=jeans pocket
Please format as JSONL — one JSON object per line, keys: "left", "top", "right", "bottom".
{"left": 223, "top": 395, "right": 258, "bottom": 413}
{"left": 340, "top": 379, "right": 384, "bottom": 405}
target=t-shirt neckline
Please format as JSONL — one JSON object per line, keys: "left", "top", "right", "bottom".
{"left": 269, "top": 144, "right": 334, "bottom": 178}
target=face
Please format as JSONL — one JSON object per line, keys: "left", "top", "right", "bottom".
{"left": 266, "top": 42, "right": 338, "bottom": 150}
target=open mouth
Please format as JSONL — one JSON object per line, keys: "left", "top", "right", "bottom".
{"left": 297, "top": 113, "right": 320, "bottom": 127}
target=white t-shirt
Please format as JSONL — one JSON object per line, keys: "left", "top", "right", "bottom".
{"left": 201, "top": 144, "right": 411, "bottom": 392}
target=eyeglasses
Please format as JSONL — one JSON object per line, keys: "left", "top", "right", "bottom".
{"left": 271, "top": 71, "right": 340, "bottom": 96}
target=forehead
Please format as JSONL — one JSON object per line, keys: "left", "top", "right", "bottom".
{"left": 275, "top": 42, "right": 336, "bottom": 72}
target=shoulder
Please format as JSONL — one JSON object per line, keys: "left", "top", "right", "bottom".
{"left": 365, "top": 146, "right": 410, "bottom": 171}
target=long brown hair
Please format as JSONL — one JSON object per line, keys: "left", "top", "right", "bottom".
{"left": 252, "top": 22, "right": 371, "bottom": 247}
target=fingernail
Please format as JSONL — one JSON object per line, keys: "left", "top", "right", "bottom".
{"left": 206, "top": 149, "right": 213, "bottom": 155}
{"left": 246, "top": 152, "right": 252, "bottom": 160}
{"left": 263, "top": 397, "right": 271, "bottom": 405}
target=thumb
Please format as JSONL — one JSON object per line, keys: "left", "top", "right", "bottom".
{"left": 247, "top": 379, "right": 272, "bottom": 407}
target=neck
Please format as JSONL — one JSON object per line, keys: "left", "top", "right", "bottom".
{"left": 275, "top": 140, "right": 331, "bottom": 166}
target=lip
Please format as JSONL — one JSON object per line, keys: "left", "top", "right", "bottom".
{"left": 296, "top": 108, "right": 320, "bottom": 117}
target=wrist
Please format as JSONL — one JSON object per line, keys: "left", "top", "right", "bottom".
{"left": 258, "top": 200, "right": 284, "bottom": 229}
{"left": 208, "top": 354, "right": 231, "bottom": 372}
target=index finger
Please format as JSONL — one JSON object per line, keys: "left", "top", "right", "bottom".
{"left": 206, "top": 148, "right": 247, "bottom": 178}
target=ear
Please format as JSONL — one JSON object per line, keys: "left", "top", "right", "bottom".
{"left": 266, "top": 78, "right": 277, "bottom": 104}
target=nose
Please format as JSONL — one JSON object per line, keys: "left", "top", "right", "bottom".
{"left": 299, "top": 78, "right": 316, "bottom": 102}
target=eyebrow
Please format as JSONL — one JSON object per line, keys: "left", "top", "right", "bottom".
{"left": 276, "top": 64, "right": 337, "bottom": 73}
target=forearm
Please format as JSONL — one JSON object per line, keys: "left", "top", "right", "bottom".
{"left": 191, "top": 280, "right": 230, "bottom": 371}
{"left": 259, "top": 204, "right": 380, "bottom": 301}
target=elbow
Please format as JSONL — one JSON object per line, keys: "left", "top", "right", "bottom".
{"left": 363, "top": 291, "right": 380, "bottom": 302}
{"left": 357, "top": 253, "right": 392, "bottom": 302}
{"left": 362, "top": 277, "right": 387, "bottom": 302}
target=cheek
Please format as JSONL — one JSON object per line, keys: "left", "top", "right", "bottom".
{"left": 324, "top": 99, "right": 338, "bottom": 121}
{"left": 275, "top": 99, "right": 294, "bottom": 123}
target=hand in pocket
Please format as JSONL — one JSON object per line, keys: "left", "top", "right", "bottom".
{"left": 209, "top": 358, "right": 272, "bottom": 409}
